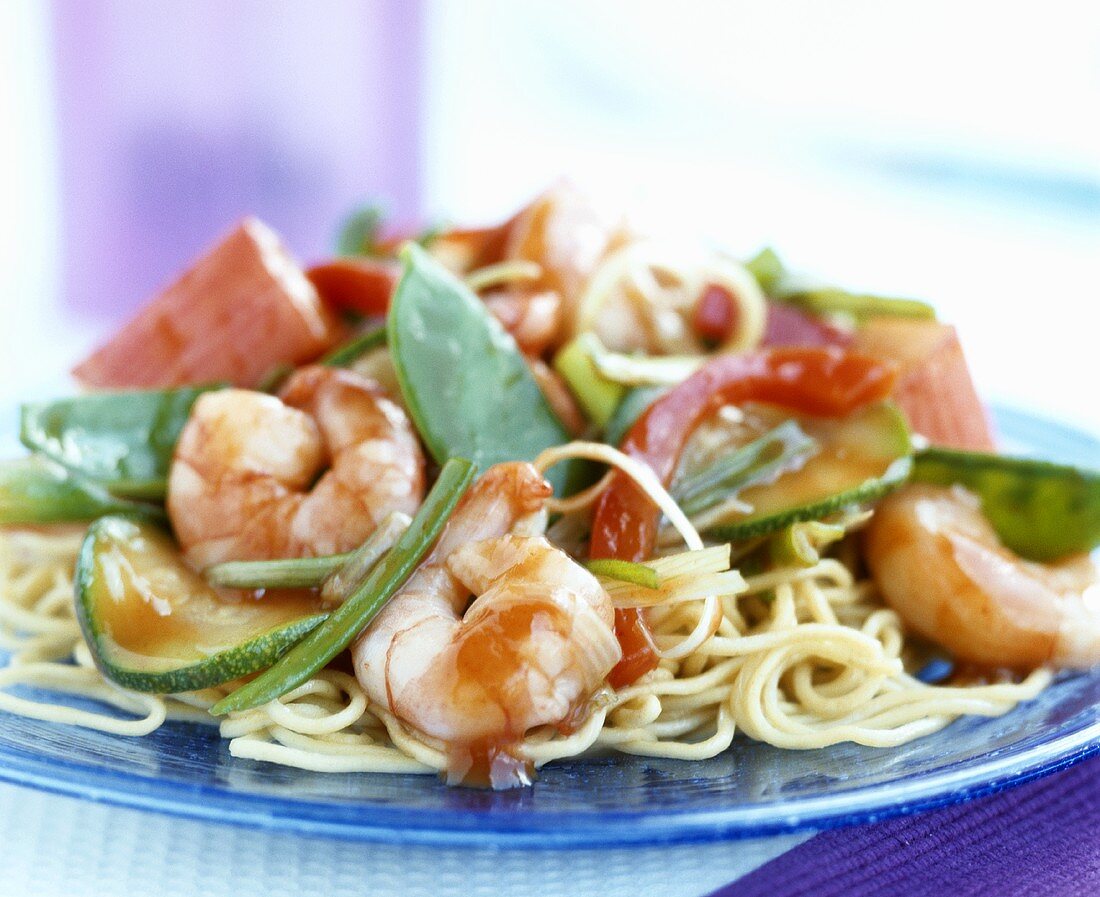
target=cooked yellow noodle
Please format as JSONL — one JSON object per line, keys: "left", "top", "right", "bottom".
{"left": 0, "top": 525, "right": 1052, "bottom": 778}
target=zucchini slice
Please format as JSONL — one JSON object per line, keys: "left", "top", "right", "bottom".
{"left": 75, "top": 516, "right": 327, "bottom": 694}
{"left": 697, "top": 402, "right": 913, "bottom": 541}
{"left": 913, "top": 447, "right": 1100, "bottom": 562}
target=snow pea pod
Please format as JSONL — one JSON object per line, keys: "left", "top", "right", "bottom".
{"left": 912, "top": 447, "right": 1100, "bottom": 562}
{"left": 20, "top": 385, "right": 218, "bottom": 499}
{"left": 0, "top": 457, "right": 164, "bottom": 524}
{"left": 388, "top": 244, "right": 571, "bottom": 491}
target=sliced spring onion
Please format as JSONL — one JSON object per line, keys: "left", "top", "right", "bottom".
{"left": 586, "top": 558, "right": 660, "bottom": 589}
{"left": 464, "top": 259, "right": 542, "bottom": 293}
{"left": 673, "top": 420, "right": 819, "bottom": 519}
{"left": 320, "top": 325, "right": 387, "bottom": 367}
{"left": 599, "top": 545, "right": 746, "bottom": 609}
{"left": 744, "top": 247, "right": 786, "bottom": 295}
{"left": 769, "top": 520, "right": 846, "bottom": 568}
{"left": 320, "top": 513, "right": 411, "bottom": 602}
{"left": 552, "top": 333, "right": 625, "bottom": 428}
{"left": 336, "top": 205, "right": 384, "bottom": 257}
{"left": 211, "top": 457, "right": 476, "bottom": 715}
{"left": 590, "top": 344, "right": 704, "bottom": 387}
{"left": 782, "top": 288, "right": 935, "bottom": 322}
{"left": 203, "top": 513, "right": 410, "bottom": 594}
{"left": 205, "top": 555, "right": 346, "bottom": 590}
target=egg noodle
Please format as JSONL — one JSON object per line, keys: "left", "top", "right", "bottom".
{"left": 0, "top": 447, "right": 1052, "bottom": 778}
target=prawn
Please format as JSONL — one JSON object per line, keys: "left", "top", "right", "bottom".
{"left": 864, "top": 484, "right": 1100, "bottom": 670}
{"left": 351, "top": 462, "right": 621, "bottom": 787}
{"left": 167, "top": 365, "right": 424, "bottom": 569}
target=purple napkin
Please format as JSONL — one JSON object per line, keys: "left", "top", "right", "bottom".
{"left": 712, "top": 753, "right": 1100, "bottom": 897}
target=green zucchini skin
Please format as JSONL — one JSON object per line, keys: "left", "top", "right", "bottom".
{"left": 75, "top": 517, "right": 327, "bottom": 695}
{"left": 702, "top": 402, "right": 913, "bottom": 542}
{"left": 912, "top": 447, "right": 1100, "bottom": 562}
{"left": 707, "top": 456, "right": 912, "bottom": 542}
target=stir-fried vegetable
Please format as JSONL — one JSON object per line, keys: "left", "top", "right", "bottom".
{"left": 20, "top": 386, "right": 217, "bottom": 499}
{"left": 585, "top": 558, "right": 660, "bottom": 589}
{"left": 211, "top": 457, "right": 477, "bottom": 715}
{"left": 913, "top": 447, "right": 1100, "bottom": 562}
{"left": 672, "top": 419, "right": 818, "bottom": 519}
{"left": 604, "top": 386, "right": 667, "bottom": 448}
{"left": 335, "top": 205, "right": 385, "bottom": 257}
{"left": 744, "top": 247, "right": 786, "bottom": 295}
{"left": 769, "top": 520, "right": 848, "bottom": 568}
{"left": 590, "top": 347, "right": 898, "bottom": 687}
{"left": 204, "top": 512, "right": 410, "bottom": 592}
{"left": 388, "top": 244, "right": 572, "bottom": 491}
{"left": 782, "top": 288, "right": 935, "bottom": 323}
{"left": 75, "top": 516, "right": 327, "bottom": 694}
{"left": 319, "top": 325, "right": 388, "bottom": 368}
{"left": 702, "top": 403, "right": 912, "bottom": 541}
{"left": 0, "top": 457, "right": 164, "bottom": 525}
{"left": 553, "top": 333, "right": 626, "bottom": 427}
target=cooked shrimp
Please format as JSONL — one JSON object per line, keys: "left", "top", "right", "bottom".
{"left": 483, "top": 289, "right": 562, "bottom": 357}
{"left": 505, "top": 184, "right": 626, "bottom": 344}
{"left": 351, "top": 462, "right": 621, "bottom": 787}
{"left": 864, "top": 484, "right": 1100, "bottom": 669}
{"left": 167, "top": 365, "right": 424, "bottom": 569}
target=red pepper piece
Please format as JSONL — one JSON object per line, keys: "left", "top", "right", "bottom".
{"left": 592, "top": 347, "right": 898, "bottom": 685}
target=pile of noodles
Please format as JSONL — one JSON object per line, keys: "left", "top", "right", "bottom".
{"left": 0, "top": 442, "right": 1051, "bottom": 778}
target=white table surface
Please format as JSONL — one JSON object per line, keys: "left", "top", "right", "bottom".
{"left": 0, "top": 780, "right": 810, "bottom": 897}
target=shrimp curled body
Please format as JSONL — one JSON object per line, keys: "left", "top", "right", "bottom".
{"left": 168, "top": 365, "right": 425, "bottom": 568}
{"left": 352, "top": 462, "right": 621, "bottom": 787}
{"left": 864, "top": 484, "right": 1100, "bottom": 670}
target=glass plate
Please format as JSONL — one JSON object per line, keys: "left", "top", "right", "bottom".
{"left": 0, "top": 406, "right": 1096, "bottom": 847}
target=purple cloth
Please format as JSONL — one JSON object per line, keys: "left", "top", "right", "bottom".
{"left": 712, "top": 754, "right": 1100, "bottom": 897}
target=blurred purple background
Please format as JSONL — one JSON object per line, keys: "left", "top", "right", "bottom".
{"left": 52, "top": 0, "right": 423, "bottom": 318}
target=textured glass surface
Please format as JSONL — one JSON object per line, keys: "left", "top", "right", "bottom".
{"left": 0, "top": 406, "right": 1096, "bottom": 847}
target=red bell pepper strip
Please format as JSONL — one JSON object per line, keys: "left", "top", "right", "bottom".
{"left": 306, "top": 258, "right": 400, "bottom": 317}
{"left": 591, "top": 346, "right": 898, "bottom": 687}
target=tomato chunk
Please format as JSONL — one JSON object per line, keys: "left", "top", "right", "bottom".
{"left": 855, "top": 318, "right": 995, "bottom": 450}
{"left": 73, "top": 219, "right": 340, "bottom": 389}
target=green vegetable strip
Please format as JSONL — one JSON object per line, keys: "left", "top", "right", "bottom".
{"left": 20, "top": 385, "right": 218, "bottom": 499}
{"left": 0, "top": 457, "right": 165, "bottom": 525}
{"left": 552, "top": 334, "right": 625, "bottom": 428}
{"left": 782, "top": 288, "right": 935, "bottom": 322}
{"left": 586, "top": 558, "right": 660, "bottom": 590}
{"left": 673, "top": 420, "right": 818, "bottom": 518}
{"left": 211, "top": 457, "right": 477, "bottom": 715}
{"left": 336, "top": 205, "right": 384, "bottom": 257}
{"left": 913, "top": 447, "right": 1100, "bottom": 562}
{"left": 744, "top": 247, "right": 787, "bottom": 295}
{"left": 204, "top": 554, "right": 349, "bottom": 590}
{"left": 320, "top": 325, "right": 388, "bottom": 368}
{"left": 320, "top": 512, "right": 411, "bottom": 602}
{"left": 769, "top": 520, "right": 845, "bottom": 568}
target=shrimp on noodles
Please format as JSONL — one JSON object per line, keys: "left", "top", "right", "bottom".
{"left": 167, "top": 365, "right": 424, "bottom": 568}
{"left": 864, "top": 484, "right": 1100, "bottom": 670}
{"left": 351, "top": 462, "right": 621, "bottom": 787}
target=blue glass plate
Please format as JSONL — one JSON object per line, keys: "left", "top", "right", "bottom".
{"left": 0, "top": 406, "right": 1096, "bottom": 847}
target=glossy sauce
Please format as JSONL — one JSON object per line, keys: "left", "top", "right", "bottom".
{"left": 444, "top": 600, "right": 575, "bottom": 788}
{"left": 94, "top": 520, "right": 322, "bottom": 660}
